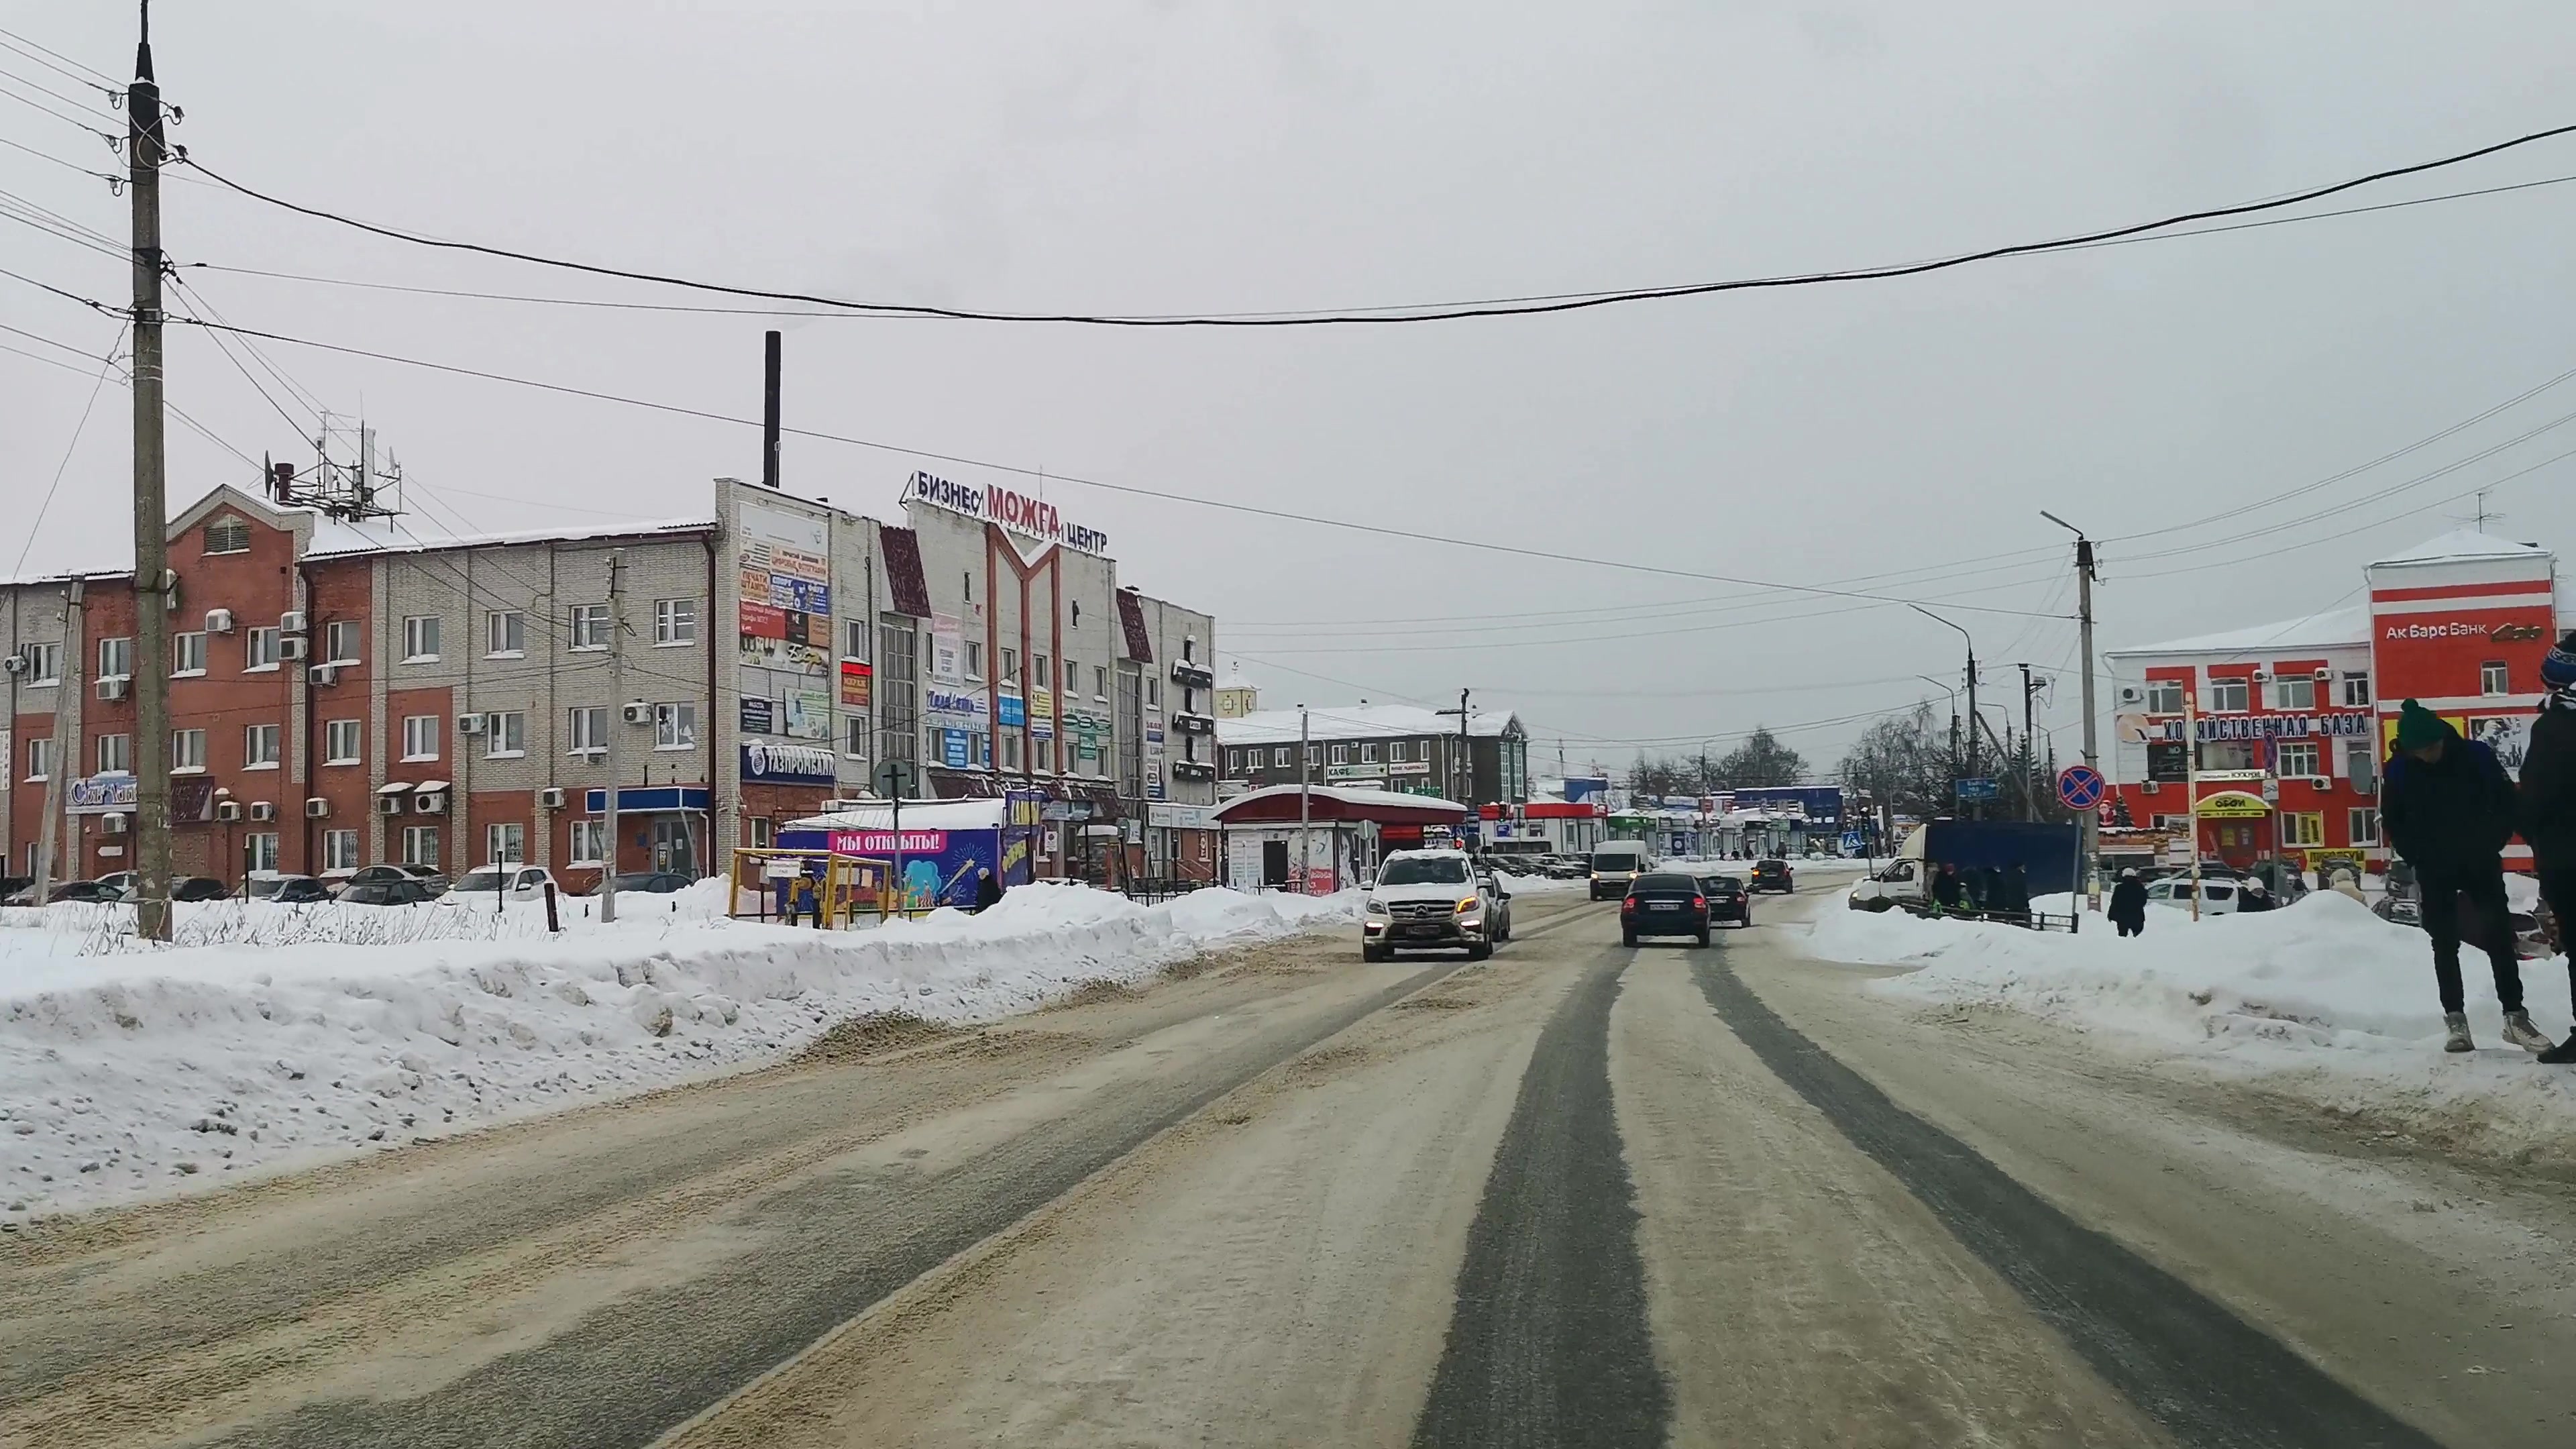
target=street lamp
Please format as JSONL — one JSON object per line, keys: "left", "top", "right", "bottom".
{"left": 1907, "top": 604, "right": 1980, "bottom": 815}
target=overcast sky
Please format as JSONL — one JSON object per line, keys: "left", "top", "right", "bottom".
{"left": 6, "top": 1, "right": 2574, "bottom": 778}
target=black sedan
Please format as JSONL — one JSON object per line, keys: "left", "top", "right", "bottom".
{"left": 1750, "top": 858, "right": 1795, "bottom": 894}
{"left": 1621, "top": 872, "right": 1712, "bottom": 947}
{"left": 171, "top": 876, "right": 233, "bottom": 902}
{"left": 1697, "top": 873, "right": 1752, "bottom": 927}
{"left": 339, "top": 879, "right": 441, "bottom": 906}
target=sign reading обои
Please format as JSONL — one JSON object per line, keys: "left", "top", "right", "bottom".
{"left": 906, "top": 470, "right": 1110, "bottom": 557}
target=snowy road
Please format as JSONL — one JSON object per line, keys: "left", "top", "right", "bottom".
{"left": 5, "top": 882, "right": 2571, "bottom": 1446}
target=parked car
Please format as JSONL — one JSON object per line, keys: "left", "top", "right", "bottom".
{"left": 338, "top": 878, "right": 441, "bottom": 906}
{"left": 1622, "top": 871, "right": 1711, "bottom": 947}
{"left": 2373, "top": 893, "right": 2553, "bottom": 959}
{"left": 1696, "top": 873, "right": 1752, "bottom": 927}
{"left": 597, "top": 871, "right": 694, "bottom": 896}
{"left": 437, "top": 863, "right": 560, "bottom": 905}
{"left": 246, "top": 872, "right": 335, "bottom": 904}
{"left": 1362, "top": 849, "right": 1504, "bottom": 961}
{"left": 29, "top": 879, "right": 121, "bottom": 905}
{"left": 345, "top": 863, "right": 453, "bottom": 896}
{"left": 170, "top": 875, "right": 232, "bottom": 902}
{"left": 96, "top": 871, "right": 138, "bottom": 898}
{"left": 2145, "top": 877, "right": 2238, "bottom": 914}
{"left": 1750, "top": 858, "right": 1794, "bottom": 894}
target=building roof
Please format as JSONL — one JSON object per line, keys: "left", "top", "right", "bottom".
{"left": 2107, "top": 604, "right": 2369, "bottom": 659}
{"left": 1218, "top": 702, "right": 1519, "bottom": 746}
{"left": 299, "top": 511, "right": 714, "bottom": 559}
{"left": 2367, "top": 528, "right": 2551, "bottom": 568}
{"left": 1212, "top": 783, "right": 1471, "bottom": 824}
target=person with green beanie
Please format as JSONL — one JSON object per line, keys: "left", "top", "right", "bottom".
{"left": 2381, "top": 700, "right": 2546, "bottom": 1053}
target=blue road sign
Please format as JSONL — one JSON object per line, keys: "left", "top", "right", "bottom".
{"left": 2056, "top": 763, "right": 2107, "bottom": 810}
{"left": 1954, "top": 777, "right": 2000, "bottom": 802}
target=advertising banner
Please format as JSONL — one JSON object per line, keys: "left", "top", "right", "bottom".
{"left": 839, "top": 659, "right": 872, "bottom": 708}
{"left": 785, "top": 688, "right": 833, "bottom": 741}
{"left": 826, "top": 828, "right": 951, "bottom": 856}
{"left": 741, "top": 741, "right": 836, "bottom": 786}
{"left": 904, "top": 468, "right": 1112, "bottom": 557}
{"left": 2465, "top": 714, "right": 2536, "bottom": 778}
{"left": 741, "top": 636, "right": 828, "bottom": 674}
{"left": 739, "top": 697, "right": 775, "bottom": 735}
{"left": 998, "top": 693, "right": 1026, "bottom": 728}
{"left": 924, "top": 685, "right": 988, "bottom": 726}
{"left": 942, "top": 728, "right": 971, "bottom": 768}
{"left": 738, "top": 500, "right": 832, "bottom": 637}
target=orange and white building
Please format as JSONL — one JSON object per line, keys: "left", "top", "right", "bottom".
{"left": 2104, "top": 531, "right": 2561, "bottom": 873}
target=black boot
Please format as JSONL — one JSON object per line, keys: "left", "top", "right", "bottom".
{"left": 2541, "top": 1034, "right": 2576, "bottom": 1064}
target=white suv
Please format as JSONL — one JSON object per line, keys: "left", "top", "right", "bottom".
{"left": 1362, "top": 849, "right": 1508, "bottom": 962}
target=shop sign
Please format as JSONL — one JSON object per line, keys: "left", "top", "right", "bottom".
{"left": 737, "top": 500, "right": 832, "bottom": 639}
{"left": 999, "top": 693, "right": 1026, "bottom": 728}
{"left": 2195, "top": 792, "right": 2271, "bottom": 818}
{"left": 924, "top": 686, "right": 988, "bottom": 724}
{"left": 1387, "top": 759, "right": 1432, "bottom": 776}
{"left": 905, "top": 468, "right": 1110, "bottom": 556}
{"left": 839, "top": 659, "right": 872, "bottom": 708}
{"left": 2182, "top": 712, "right": 2373, "bottom": 742}
{"left": 741, "top": 741, "right": 837, "bottom": 785}
{"left": 2385, "top": 619, "right": 2522, "bottom": 641}
{"left": 67, "top": 771, "right": 137, "bottom": 814}
{"left": 785, "top": 688, "right": 833, "bottom": 741}
{"left": 739, "top": 697, "right": 775, "bottom": 735}
{"left": 942, "top": 728, "right": 971, "bottom": 768}
{"left": 1148, "top": 803, "right": 1218, "bottom": 830}
{"left": 1029, "top": 686, "right": 1055, "bottom": 739}
{"left": 827, "top": 828, "right": 949, "bottom": 856}
{"left": 1324, "top": 763, "right": 1383, "bottom": 783}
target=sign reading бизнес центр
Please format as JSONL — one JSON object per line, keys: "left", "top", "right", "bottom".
{"left": 905, "top": 470, "right": 1110, "bottom": 556}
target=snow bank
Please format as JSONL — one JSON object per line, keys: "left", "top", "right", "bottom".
{"left": 0, "top": 884, "right": 1358, "bottom": 1220}
{"left": 1801, "top": 890, "right": 2576, "bottom": 1154}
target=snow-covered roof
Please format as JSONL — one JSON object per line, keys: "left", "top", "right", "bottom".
{"left": 2368, "top": 529, "right": 2551, "bottom": 568}
{"left": 299, "top": 512, "right": 714, "bottom": 559}
{"left": 1212, "top": 783, "right": 1468, "bottom": 816}
{"left": 2108, "top": 604, "right": 2369, "bottom": 659}
{"left": 1218, "top": 703, "right": 1518, "bottom": 746}
{"left": 784, "top": 800, "right": 1006, "bottom": 832}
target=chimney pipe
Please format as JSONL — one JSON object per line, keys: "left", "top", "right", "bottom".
{"left": 761, "top": 330, "right": 782, "bottom": 489}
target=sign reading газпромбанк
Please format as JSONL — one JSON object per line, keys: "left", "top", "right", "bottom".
{"left": 904, "top": 470, "right": 1110, "bottom": 556}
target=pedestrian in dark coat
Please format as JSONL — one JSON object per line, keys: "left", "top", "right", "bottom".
{"left": 2108, "top": 869, "right": 2148, "bottom": 937}
{"left": 2237, "top": 879, "right": 2275, "bottom": 913}
{"left": 2382, "top": 700, "right": 2548, "bottom": 1053}
{"left": 1929, "top": 863, "right": 1964, "bottom": 914}
{"left": 973, "top": 867, "right": 1003, "bottom": 914}
{"left": 2524, "top": 633, "right": 2576, "bottom": 1062}
{"left": 1996, "top": 863, "right": 2032, "bottom": 922}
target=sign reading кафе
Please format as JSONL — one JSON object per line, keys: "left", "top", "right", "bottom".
{"left": 905, "top": 470, "right": 1110, "bottom": 556}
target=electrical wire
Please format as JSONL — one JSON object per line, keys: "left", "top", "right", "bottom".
{"left": 11, "top": 321, "right": 125, "bottom": 577}
{"left": 0, "top": 25, "right": 120, "bottom": 88}
{"left": 174, "top": 123, "right": 2576, "bottom": 327}
{"left": 0, "top": 60, "right": 115, "bottom": 114}
{"left": 0, "top": 131, "right": 121, "bottom": 182}
{"left": 0, "top": 76, "right": 119, "bottom": 139}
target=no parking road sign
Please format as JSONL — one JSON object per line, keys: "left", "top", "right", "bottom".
{"left": 2055, "top": 763, "right": 2106, "bottom": 811}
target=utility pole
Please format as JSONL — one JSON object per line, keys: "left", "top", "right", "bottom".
{"left": 2019, "top": 663, "right": 2044, "bottom": 822}
{"left": 601, "top": 550, "right": 625, "bottom": 924}
{"left": 1908, "top": 606, "right": 1976, "bottom": 818}
{"left": 1296, "top": 705, "right": 1311, "bottom": 894}
{"left": 2042, "top": 510, "right": 2100, "bottom": 908}
{"left": 33, "top": 584, "right": 85, "bottom": 903}
{"left": 127, "top": 2, "right": 174, "bottom": 940}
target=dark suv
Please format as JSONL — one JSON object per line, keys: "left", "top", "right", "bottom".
{"left": 1750, "top": 858, "right": 1794, "bottom": 894}
{"left": 1622, "top": 872, "right": 1711, "bottom": 948}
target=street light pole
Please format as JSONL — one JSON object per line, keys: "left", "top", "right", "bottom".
{"left": 2040, "top": 509, "right": 2101, "bottom": 906}
{"left": 1908, "top": 604, "right": 1978, "bottom": 818}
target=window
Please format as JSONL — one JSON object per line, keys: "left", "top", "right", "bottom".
{"left": 1002, "top": 733, "right": 1022, "bottom": 771}
{"left": 1360, "top": 742, "right": 1378, "bottom": 763}
{"left": 1034, "top": 655, "right": 1052, "bottom": 688}
{"left": 204, "top": 517, "right": 252, "bottom": 555}
{"left": 169, "top": 631, "right": 206, "bottom": 676}
{"left": 1036, "top": 737, "right": 1054, "bottom": 771}
{"left": 401, "top": 824, "right": 441, "bottom": 867}
{"left": 325, "top": 619, "right": 361, "bottom": 665}
{"left": 2341, "top": 672, "right": 2372, "bottom": 707}
{"left": 95, "top": 733, "right": 129, "bottom": 775}
{"left": 1094, "top": 665, "right": 1109, "bottom": 700}
{"left": 2206, "top": 677, "right": 2249, "bottom": 713}
{"left": 2274, "top": 741, "right": 2320, "bottom": 779}
{"left": 402, "top": 714, "right": 440, "bottom": 761}
{"left": 19, "top": 640, "right": 59, "bottom": 686}
{"left": 2197, "top": 741, "right": 2257, "bottom": 772}
{"left": 1001, "top": 647, "right": 1018, "bottom": 682}
{"left": 2151, "top": 814, "right": 2191, "bottom": 833}
{"left": 654, "top": 702, "right": 697, "bottom": 750}
{"left": 845, "top": 714, "right": 869, "bottom": 759}
{"left": 1273, "top": 747, "right": 1289, "bottom": 767}
{"left": 1146, "top": 678, "right": 1160, "bottom": 708}
{"left": 404, "top": 614, "right": 441, "bottom": 661}
{"left": 570, "top": 603, "right": 610, "bottom": 650}
{"left": 486, "top": 821, "right": 527, "bottom": 865}
{"left": 485, "top": 710, "right": 527, "bottom": 757}
{"left": 321, "top": 718, "right": 362, "bottom": 765}
{"left": 1390, "top": 740, "right": 1407, "bottom": 763}
{"left": 2349, "top": 808, "right": 2381, "bottom": 845}
{"left": 2143, "top": 680, "right": 2184, "bottom": 714}
{"left": 246, "top": 627, "right": 281, "bottom": 671}
{"left": 97, "top": 635, "right": 131, "bottom": 680}
{"left": 172, "top": 728, "right": 207, "bottom": 772}
{"left": 245, "top": 833, "right": 280, "bottom": 874}
{"left": 2272, "top": 674, "right": 2316, "bottom": 710}
{"left": 24, "top": 736, "right": 54, "bottom": 781}
{"left": 568, "top": 705, "right": 607, "bottom": 756}
{"left": 1329, "top": 743, "right": 1348, "bottom": 765}
{"left": 323, "top": 829, "right": 361, "bottom": 871}
{"left": 843, "top": 617, "right": 867, "bottom": 659}
{"left": 1226, "top": 749, "right": 1242, "bottom": 772}
{"left": 570, "top": 818, "right": 606, "bottom": 866}
{"left": 486, "top": 610, "right": 527, "bottom": 657}
{"left": 2345, "top": 740, "right": 2377, "bottom": 790}
{"left": 962, "top": 570, "right": 973, "bottom": 603}
{"left": 2481, "top": 660, "right": 2510, "bottom": 696}
{"left": 965, "top": 641, "right": 984, "bottom": 680}
{"left": 2281, "top": 812, "right": 2325, "bottom": 848}
{"left": 878, "top": 619, "right": 918, "bottom": 765}
{"left": 1306, "top": 743, "right": 1323, "bottom": 765}
{"left": 245, "top": 722, "right": 282, "bottom": 769}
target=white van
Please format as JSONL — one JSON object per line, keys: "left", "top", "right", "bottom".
{"left": 1845, "top": 827, "right": 1927, "bottom": 912}
{"left": 1589, "top": 842, "right": 1653, "bottom": 901}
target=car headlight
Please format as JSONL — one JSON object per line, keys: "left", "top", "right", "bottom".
{"left": 1366, "top": 899, "right": 1389, "bottom": 915}
{"left": 1455, "top": 896, "right": 1479, "bottom": 914}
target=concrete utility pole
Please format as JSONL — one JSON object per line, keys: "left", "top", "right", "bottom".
{"left": 2042, "top": 510, "right": 2101, "bottom": 906}
{"left": 1296, "top": 705, "right": 1311, "bottom": 894}
{"left": 2019, "top": 663, "right": 2045, "bottom": 822}
{"left": 128, "top": 1, "right": 174, "bottom": 940}
{"left": 601, "top": 549, "right": 625, "bottom": 924}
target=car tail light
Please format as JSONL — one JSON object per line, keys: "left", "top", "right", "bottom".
{"left": 1692, "top": 896, "right": 1705, "bottom": 910}
{"left": 1621, "top": 898, "right": 1636, "bottom": 912}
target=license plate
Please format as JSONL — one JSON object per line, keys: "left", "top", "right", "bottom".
{"left": 1650, "top": 902, "right": 1681, "bottom": 911}
{"left": 1406, "top": 924, "right": 1442, "bottom": 937}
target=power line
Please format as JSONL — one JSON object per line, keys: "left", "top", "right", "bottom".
{"left": 11, "top": 321, "right": 125, "bottom": 577}
{"left": 0, "top": 129, "right": 121, "bottom": 181}
{"left": 0, "top": 59, "right": 116, "bottom": 113}
{"left": 0, "top": 75, "right": 119, "bottom": 139}
{"left": 176, "top": 123, "right": 2576, "bottom": 327}
{"left": 0, "top": 25, "right": 120, "bottom": 87}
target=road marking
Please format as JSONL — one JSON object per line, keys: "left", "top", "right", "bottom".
{"left": 1688, "top": 956, "right": 2445, "bottom": 1449}
{"left": 1411, "top": 947, "right": 1669, "bottom": 1449}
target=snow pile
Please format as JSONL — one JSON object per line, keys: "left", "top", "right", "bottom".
{"left": 0, "top": 884, "right": 1358, "bottom": 1219}
{"left": 1802, "top": 890, "right": 2576, "bottom": 1152}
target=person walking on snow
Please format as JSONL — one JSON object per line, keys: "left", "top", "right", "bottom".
{"left": 2108, "top": 868, "right": 2148, "bottom": 937}
{"left": 2237, "top": 878, "right": 2275, "bottom": 913}
{"left": 2381, "top": 700, "right": 2551, "bottom": 1053}
{"left": 2521, "top": 633, "right": 2576, "bottom": 1063}
{"left": 973, "top": 866, "right": 1003, "bottom": 914}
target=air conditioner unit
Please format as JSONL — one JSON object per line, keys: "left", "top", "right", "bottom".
{"left": 456, "top": 712, "right": 488, "bottom": 735}
{"left": 248, "top": 801, "right": 276, "bottom": 822}
{"left": 307, "top": 663, "right": 339, "bottom": 686}
{"left": 204, "top": 608, "right": 235, "bottom": 634}
{"left": 537, "top": 786, "right": 567, "bottom": 809}
{"left": 2114, "top": 684, "right": 2145, "bottom": 707}
{"left": 103, "top": 812, "right": 127, "bottom": 835}
{"left": 95, "top": 677, "right": 129, "bottom": 701}
{"left": 415, "top": 790, "right": 448, "bottom": 814}
{"left": 2314, "top": 667, "right": 2333, "bottom": 682}
{"left": 278, "top": 636, "right": 309, "bottom": 661}
{"left": 305, "top": 797, "right": 330, "bottom": 818}
{"left": 214, "top": 800, "right": 242, "bottom": 822}
{"left": 378, "top": 794, "right": 407, "bottom": 816}
{"left": 0, "top": 653, "right": 21, "bottom": 675}
{"left": 278, "top": 610, "right": 309, "bottom": 635}
{"left": 622, "top": 701, "right": 653, "bottom": 725}
{"left": 2249, "top": 669, "right": 2270, "bottom": 684}
{"left": 2142, "top": 780, "right": 2161, "bottom": 794}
